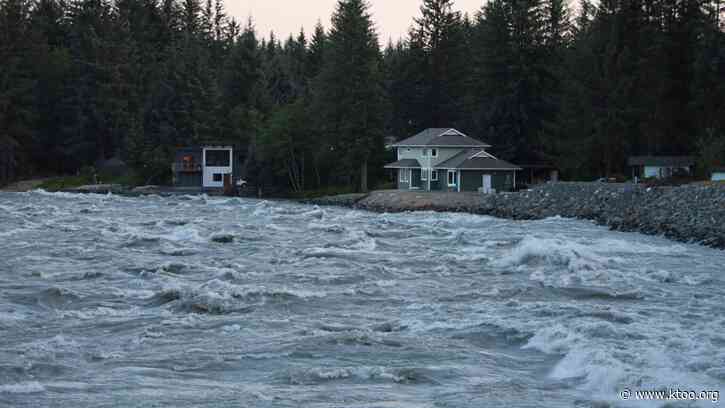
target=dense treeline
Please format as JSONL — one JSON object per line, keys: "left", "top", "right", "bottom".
{"left": 0, "top": 0, "right": 723, "bottom": 191}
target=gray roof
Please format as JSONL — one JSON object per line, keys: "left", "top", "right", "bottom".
{"left": 384, "top": 159, "right": 421, "bottom": 169}
{"left": 436, "top": 149, "right": 521, "bottom": 170}
{"left": 628, "top": 156, "right": 695, "bottom": 167}
{"left": 393, "top": 128, "right": 490, "bottom": 148}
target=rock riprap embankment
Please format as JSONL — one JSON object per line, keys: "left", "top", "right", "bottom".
{"left": 309, "top": 183, "right": 725, "bottom": 249}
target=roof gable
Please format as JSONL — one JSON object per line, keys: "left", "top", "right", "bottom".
{"left": 436, "top": 148, "right": 520, "bottom": 170}
{"left": 393, "top": 128, "right": 490, "bottom": 148}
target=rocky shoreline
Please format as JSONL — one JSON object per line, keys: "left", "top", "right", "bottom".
{"left": 308, "top": 183, "right": 725, "bottom": 249}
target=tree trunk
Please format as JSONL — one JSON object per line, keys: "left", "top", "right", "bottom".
{"left": 360, "top": 160, "right": 368, "bottom": 193}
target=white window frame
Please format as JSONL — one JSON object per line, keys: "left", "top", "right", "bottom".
{"left": 421, "top": 168, "right": 428, "bottom": 181}
{"left": 399, "top": 169, "right": 410, "bottom": 183}
{"left": 431, "top": 148, "right": 438, "bottom": 158}
{"left": 447, "top": 170, "right": 457, "bottom": 187}
{"left": 431, "top": 170, "right": 438, "bottom": 181}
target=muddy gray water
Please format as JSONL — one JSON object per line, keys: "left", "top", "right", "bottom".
{"left": 0, "top": 191, "right": 723, "bottom": 407}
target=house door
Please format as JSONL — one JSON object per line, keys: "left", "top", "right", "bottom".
{"left": 482, "top": 174, "right": 492, "bottom": 194}
{"left": 410, "top": 169, "right": 422, "bottom": 189}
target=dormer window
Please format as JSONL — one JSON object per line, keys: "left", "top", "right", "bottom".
{"left": 431, "top": 149, "right": 438, "bottom": 158}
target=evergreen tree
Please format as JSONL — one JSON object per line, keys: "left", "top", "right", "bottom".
{"left": 409, "top": 0, "right": 468, "bottom": 128}
{"left": 0, "top": 0, "right": 35, "bottom": 181}
{"left": 314, "top": 0, "right": 385, "bottom": 192}
{"left": 306, "top": 22, "right": 326, "bottom": 80}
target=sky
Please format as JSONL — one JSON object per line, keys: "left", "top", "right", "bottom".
{"left": 227, "top": 0, "right": 485, "bottom": 44}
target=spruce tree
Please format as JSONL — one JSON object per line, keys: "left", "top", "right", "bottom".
{"left": 314, "top": 0, "right": 385, "bottom": 192}
{"left": 410, "top": 0, "right": 468, "bottom": 128}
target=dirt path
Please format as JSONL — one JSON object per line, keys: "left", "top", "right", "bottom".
{"left": 1, "top": 178, "right": 52, "bottom": 192}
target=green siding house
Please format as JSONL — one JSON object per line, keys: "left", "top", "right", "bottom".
{"left": 384, "top": 128, "right": 521, "bottom": 193}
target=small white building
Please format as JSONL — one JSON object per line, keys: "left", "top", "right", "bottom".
{"left": 172, "top": 145, "right": 236, "bottom": 190}
{"left": 628, "top": 156, "right": 695, "bottom": 180}
{"left": 712, "top": 167, "right": 725, "bottom": 182}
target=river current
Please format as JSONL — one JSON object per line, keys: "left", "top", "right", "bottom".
{"left": 0, "top": 191, "right": 723, "bottom": 407}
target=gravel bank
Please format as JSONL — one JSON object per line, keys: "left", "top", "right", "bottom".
{"left": 309, "top": 183, "right": 725, "bottom": 249}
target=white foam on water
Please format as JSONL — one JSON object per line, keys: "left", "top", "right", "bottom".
{"left": 31, "top": 189, "right": 81, "bottom": 199}
{"left": 492, "top": 235, "right": 638, "bottom": 291}
{"left": 0, "top": 227, "right": 27, "bottom": 237}
{"left": 162, "top": 224, "right": 207, "bottom": 243}
{"left": 0, "top": 381, "right": 46, "bottom": 394}
{"left": 155, "top": 279, "right": 327, "bottom": 314}
{"left": 57, "top": 306, "right": 140, "bottom": 320}
{"left": 286, "top": 365, "right": 439, "bottom": 385}
{"left": 494, "top": 236, "right": 620, "bottom": 271}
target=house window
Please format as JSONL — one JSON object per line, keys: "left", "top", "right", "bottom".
{"left": 181, "top": 155, "right": 195, "bottom": 171}
{"left": 431, "top": 149, "right": 438, "bottom": 158}
{"left": 447, "top": 170, "right": 457, "bottom": 187}
{"left": 399, "top": 169, "right": 410, "bottom": 183}
{"left": 206, "top": 150, "right": 231, "bottom": 167}
{"left": 213, "top": 173, "right": 223, "bottom": 182}
{"left": 422, "top": 149, "right": 428, "bottom": 157}
{"left": 431, "top": 170, "right": 438, "bottom": 181}
{"left": 421, "top": 169, "right": 428, "bottom": 181}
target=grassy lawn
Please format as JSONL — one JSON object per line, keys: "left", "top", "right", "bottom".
{"left": 37, "top": 175, "right": 92, "bottom": 191}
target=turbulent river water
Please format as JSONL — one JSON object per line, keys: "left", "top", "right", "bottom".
{"left": 1, "top": 191, "right": 724, "bottom": 407}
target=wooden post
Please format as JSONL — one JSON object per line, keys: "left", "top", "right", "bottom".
{"left": 223, "top": 174, "right": 233, "bottom": 196}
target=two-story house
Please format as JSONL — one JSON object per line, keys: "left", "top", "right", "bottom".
{"left": 384, "top": 128, "right": 521, "bottom": 193}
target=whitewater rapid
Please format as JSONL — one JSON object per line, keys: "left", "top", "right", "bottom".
{"left": 0, "top": 191, "right": 723, "bottom": 407}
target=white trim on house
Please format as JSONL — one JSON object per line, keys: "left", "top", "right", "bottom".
{"left": 441, "top": 128, "right": 467, "bottom": 137}
{"left": 470, "top": 150, "right": 499, "bottom": 160}
{"left": 431, "top": 169, "right": 439, "bottom": 181}
{"left": 431, "top": 148, "right": 438, "bottom": 158}
{"left": 421, "top": 168, "right": 428, "bottom": 181}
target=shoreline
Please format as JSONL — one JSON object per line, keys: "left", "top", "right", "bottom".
{"left": 306, "top": 183, "right": 725, "bottom": 250}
